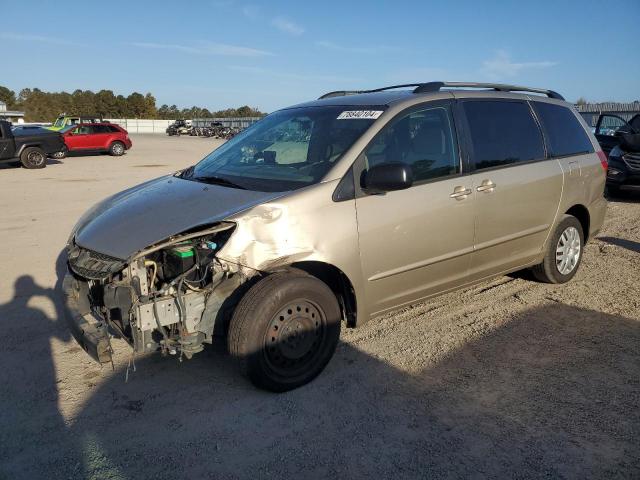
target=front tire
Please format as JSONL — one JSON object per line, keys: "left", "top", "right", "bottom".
{"left": 20, "top": 147, "right": 47, "bottom": 169}
{"left": 109, "top": 141, "right": 125, "bottom": 156}
{"left": 228, "top": 270, "right": 341, "bottom": 392}
{"left": 531, "top": 215, "right": 584, "bottom": 284}
{"left": 51, "top": 148, "right": 67, "bottom": 159}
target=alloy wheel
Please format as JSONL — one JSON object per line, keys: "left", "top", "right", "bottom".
{"left": 556, "top": 226, "right": 581, "bottom": 275}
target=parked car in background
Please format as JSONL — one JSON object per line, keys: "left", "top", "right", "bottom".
{"left": 0, "top": 120, "right": 65, "bottom": 168}
{"left": 166, "top": 119, "right": 192, "bottom": 136}
{"left": 591, "top": 113, "right": 640, "bottom": 194}
{"left": 57, "top": 123, "right": 132, "bottom": 157}
{"left": 593, "top": 113, "right": 640, "bottom": 154}
{"left": 62, "top": 82, "right": 607, "bottom": 392}
{"left": 48, "top": 114, "right": 103, "bottom": 131}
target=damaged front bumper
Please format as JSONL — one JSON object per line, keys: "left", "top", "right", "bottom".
{"left": 62, "top": 223, "right": 250, "bottom": 365}
{"left": 62, "top": 271, "right": 113, "bottom": 364}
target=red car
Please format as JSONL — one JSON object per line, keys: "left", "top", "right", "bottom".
{"left": 57, "top": 123, "right": 132, "bottom": 157}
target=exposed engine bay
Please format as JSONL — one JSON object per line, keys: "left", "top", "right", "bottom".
{"left": 67, "top": 222, "right": 244, "bottom": 361}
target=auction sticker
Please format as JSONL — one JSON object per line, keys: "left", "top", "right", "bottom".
{"left": 337, "top": 110, "right": 384, "bottom": 120}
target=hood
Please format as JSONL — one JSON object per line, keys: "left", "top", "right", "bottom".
{"left": 74, "top": 175, "right": 284, "bottom": 259}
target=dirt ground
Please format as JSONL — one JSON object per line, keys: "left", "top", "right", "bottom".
{"left": 0, "top": 135, "right": 638, "bottom": 479}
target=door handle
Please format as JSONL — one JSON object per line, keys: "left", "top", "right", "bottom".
{"left": 450, "top": 186, "right": 472, "bottom": 200}
{"left": 476, "top": 179, "right": 496, "bottom": 193}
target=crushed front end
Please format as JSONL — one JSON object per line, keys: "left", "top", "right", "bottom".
{"left": 63, "top": 223, "right": 242, "bottom": 364}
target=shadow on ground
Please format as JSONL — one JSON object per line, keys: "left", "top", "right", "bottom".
{"left": 606, "top": 189, "right": 640, "bottom": 204}
{"left": 0, "top": 158, "right": 63, "bottom": 170}
{"left": 1, "top": 265, "right": 638, "bottom": 480}
{"left": 598, "top": 236, "right": 640, "bottom": 254}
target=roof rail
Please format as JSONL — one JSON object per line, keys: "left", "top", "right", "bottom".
{"left": 318, "top": 84, "right": 424, "bottom": 100}
{"left": 413, "top": 81, "right": 564, "bottom": 100}
{"left": 318, "top": 82, "right": 564, "bottom": 101}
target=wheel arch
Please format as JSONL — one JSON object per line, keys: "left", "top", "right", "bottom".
{"left": 289, "top": 260, "right": 358, "bottom": 328}
{"left": 16, "top": 143, "right": 43, "bottom": 157}
{"left": 565, "top": 204, "right": 591, "bottom": 242}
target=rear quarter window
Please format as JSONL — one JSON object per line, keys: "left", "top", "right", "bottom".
{"left": 462, "top": 100, "right": 545, "bottom": 170}
{"left": 92, "top": 125, "right": 111, "bottom": 134}
{"left": 532, "top": 102, "right": 594, "bottom": 157}
{"left": 108, "top": 125, "right": 121, "bottom": 133}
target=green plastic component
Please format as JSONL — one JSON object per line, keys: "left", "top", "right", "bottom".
{"left": 169, "top": 246, "right": 194, "bottom": 258}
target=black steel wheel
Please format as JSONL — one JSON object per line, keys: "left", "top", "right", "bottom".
{"left": 263, "top": 299, "right": 328, "bottom": 378}
{"left": 228, "top": 269, "right": 341, "bottom": 392}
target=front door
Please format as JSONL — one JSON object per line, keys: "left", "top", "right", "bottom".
{"left": 66, "top": 125, "right": 97, "bottom": 150}
{"left": 355, "top": 102, "right": 475, "bottom": 315}
{"left": 0, "top": 127, "right": 14, "bottom": 159}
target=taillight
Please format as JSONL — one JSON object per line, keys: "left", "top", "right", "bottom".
{"left": 596, "top": 150, "right": 608, "bottom": 170}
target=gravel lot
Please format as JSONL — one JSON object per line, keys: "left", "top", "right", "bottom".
{"left": 0, "top": 135, "right": 638, "bottom": 479}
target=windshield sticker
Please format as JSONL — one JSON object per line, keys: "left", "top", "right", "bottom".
{"left": 337, "top": 110, "right": 384, "bottom": 120}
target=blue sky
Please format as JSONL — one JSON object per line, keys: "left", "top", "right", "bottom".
{"left": 1, "top": 0, "right": 638, "bottom": 112}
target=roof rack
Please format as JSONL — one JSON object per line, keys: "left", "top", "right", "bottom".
{"left": 413, "top": 82, "right": 564, "bottom": 100}
{"left": 318, "top": 82, "right": 564, "bottom": 101}
{"left": 318, "top": 84, "right": 424, "bottom": 99}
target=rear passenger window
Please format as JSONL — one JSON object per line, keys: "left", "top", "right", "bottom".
{"left": 463, "top": 101, "right": 544, "bottom": 170}
{"left": 532, "top": 103, "right": 594, "bottom": 157}
{"left": 363, "top": 106, "right": 460, "bottom": 183}
{"left": 108, "top": 125, "right": 121, "bottom": 133}
{"left": 92, "top": 125, "right": 110, "bottom": 134}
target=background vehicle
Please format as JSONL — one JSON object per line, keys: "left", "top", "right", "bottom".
{"left": 59, "top": 123, "right": 132, "bottom": 157}
{"left": 594, "top": 113, "right": 640, "bottom": 155}
{"left": 48, "top": 114, "right": 103, "bottom": 131}
{"left": 63, "top": 82, "right": 606, "bottom": 392}
{"left": 592, "top": 113, "right": 640, "bottom": 194}
{"left": 166, "top": 119, "right": 192, "bottom": 136}
{"left": 0, "top": 120, "right": 65, "bottom": 168}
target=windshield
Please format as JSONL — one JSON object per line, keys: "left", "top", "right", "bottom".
{"left": 188, "top": 105, "right": 384, "bottom": 192}
{"left": 53, "top": 117, "right": 65, "bottom": 128}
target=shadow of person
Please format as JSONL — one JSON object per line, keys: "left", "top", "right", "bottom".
{"left": 43, "top": 303, "right": 638, "bottom": 479}
{"left": 0, "top": 274, "right": 83, "bottom": 479}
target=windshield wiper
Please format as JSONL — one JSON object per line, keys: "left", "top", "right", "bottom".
{"left": 179, "top": 165, "right": 195, "bottom": 178}
{"left": 192, "top": 175, "right": 247, "bottom": 190}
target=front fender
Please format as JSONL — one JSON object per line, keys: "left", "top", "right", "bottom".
{"left": 216, "top": 180, "right": 370, "bottom": 325}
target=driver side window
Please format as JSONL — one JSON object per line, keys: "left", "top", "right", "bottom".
{"left": 363, "top": 105, "right": 460, "bottom": 183}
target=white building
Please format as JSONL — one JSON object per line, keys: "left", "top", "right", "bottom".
{"left": 0, "top": 101, "right": 25, "bottom": 124}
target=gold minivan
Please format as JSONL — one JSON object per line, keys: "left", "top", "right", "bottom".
{"left": 63, "top": 82, "right": 608, "bottom": 391}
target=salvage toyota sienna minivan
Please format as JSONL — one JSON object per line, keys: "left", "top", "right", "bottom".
{"left": 63, "top": 82, "right": 607, "bottom": 391}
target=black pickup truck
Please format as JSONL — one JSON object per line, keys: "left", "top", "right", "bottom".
{"left": 0, "top": 120, "right": 65, "bottom": 169}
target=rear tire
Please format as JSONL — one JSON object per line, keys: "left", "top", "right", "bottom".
{"left": 20, "top": 147, "right": 47, "bottom": 169}
{"left": 228, "top": 269, "right": 341, "bottom": 392}
{"left": 531, "top": 215, "right": 584, "bottom": 284}
{"left": 109, "top": 141, "right": 125, "bottom": 156}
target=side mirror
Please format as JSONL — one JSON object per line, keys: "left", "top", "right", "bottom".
{"left": 361, "top": 162, "right": 413, "bottom": 193}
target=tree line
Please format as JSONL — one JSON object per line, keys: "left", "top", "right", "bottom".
{"left": 0, "top": 86, "right": 265, "bottom": 122}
